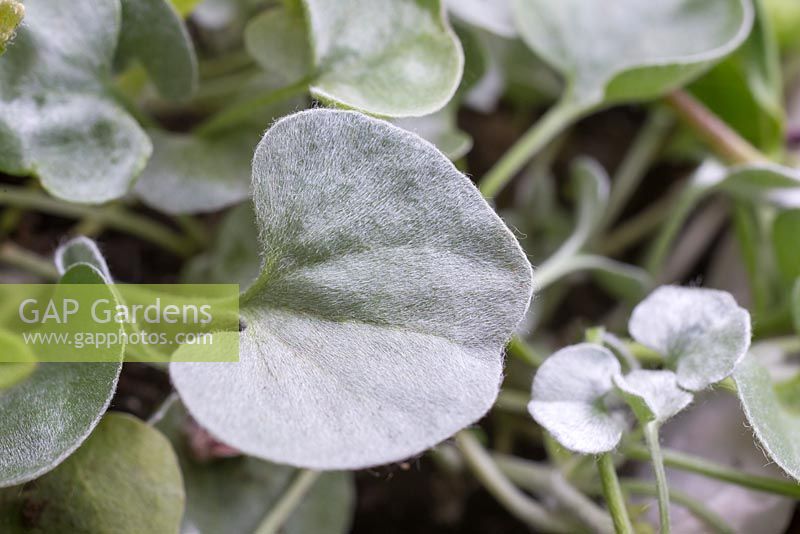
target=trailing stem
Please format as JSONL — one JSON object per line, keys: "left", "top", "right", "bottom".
{"left": 644, "top": 422, "right": 671, "bottom": 534}
{"left": 597, "top": 453, "right": 634, "bottom": 534}
{"left": 255, "top": 469, "right": 320, "bottom": 534}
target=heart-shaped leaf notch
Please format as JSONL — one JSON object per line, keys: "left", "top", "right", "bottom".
{"left": 528, "top": 343, "right": 626, "bottom": 454}
{"left": 171, "top": 108, "right": 534, "bottom": 469}
{"left": 245, "top": 0, "right": 463, "bottom": 117}
{"left": 628, "top": 285, "right": 751, "bottom": 391}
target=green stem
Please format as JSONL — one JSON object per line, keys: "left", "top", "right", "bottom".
{"left": 597, "top": 453, "right": 634, "bottom": 534}
{"left": 533, "top": 253, "right": 624, "bottom": 291}
{"left": 0, "top": 242, "right": 58, "bottom": 280}
{"left": 506, "top": 336, "right": 544, "bottom": 367}
{"left": 602, "top": 107, "right": 674, "bottom": 231}
{"left": 644, "top": 422, "right": 670, "bottom": 534}
{"left": 623, "top": 444, "right": 800, "bottom": 499}
{"left": 0, "top": 186, "right": 196, "bottom": 257}
{"left": 644, "top": 185, "right": 703, "bottom": 276}
{"left": 493, "top": 453, "right": 615, "bottom": 534}
{"left": 596, "top": 187, "right": 678, "bottom": 257}
{"left": 455, "top": 431, "right": 573, "bottom": 532}
{"left": 494, "top": 389, "right": 531, "bottom": 415}
{"left": 619, "top": 479, "right": 734, "bottom": 534}
{"left": 255, "top": 469, "right": 320, "bottom": 534}
{"left": 175, "top": 215, "right": 208, "bottom": 248}
{"left": 195, "top": 77, "right": 311, "bottom": 137}
{"left": 665, "top": 91, "right": 768, "bottom": 165}
{"left": 479, "top": 100, "right": 581, "bottom": 198}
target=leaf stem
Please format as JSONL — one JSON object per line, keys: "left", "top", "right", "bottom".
{"left": 0, "top": 242, "right": 58, "bottom": 280}
{"left": 506, "top": 336, "right": 544, "bottom": 367}
{"left": 601, "top": 107, "right": 674, "bottom": 231}
{"left": 255, "top": 469, "right": 320, "bottom": 534}
{"left": 493, "top": 453, "right": 615, "bottom": 533}
{"left": 596, "top": 453, "right": 634, "bottom": 534}
{"left": 644, "top": 422, "right": 671, "bottom": 534}
{"left": 0, "top": 186, "right": 197, "bottom": 257}
{"left": 479, "top": 100, "right": 581, "bottom": 198}
{"left": 664, "top": 90, "right": 768, "bottom": 165}
{"left": 619, "top": 479, "right": 734, "bottom": 534}
{"left": 623, "top": 444, "right": 800, "bottom": 499}
{"left": 455, "top": 431, "right": 574, "bottom": 532}
{"left": 194, "top": 77, "right": 311, "bottom": 137}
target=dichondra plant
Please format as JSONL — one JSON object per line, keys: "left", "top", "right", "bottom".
{"left": 2, "top": 0, "right": 800, "bottom": 532}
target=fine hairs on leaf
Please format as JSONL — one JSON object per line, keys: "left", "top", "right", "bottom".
{"left": 171, "top": 108, "right": 534, "bottom": 469}
{"left": 0, "top": 241, "right": 122, "bottom": 487}
{"left": 528, "top": 343, "right": 626, "bottom": 454}
{"left": 613, "top": 370, "right": 693, "bottom": 424}
{"left": 0, "top": 413, "right": 185, "bottom": 533}
{"left": 628, "top": 285, "right": 752, "bottom": 391}
{"left": 0, "top": 0, "right": 152, "bottom": 204}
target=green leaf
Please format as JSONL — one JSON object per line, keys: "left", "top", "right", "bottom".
{"left": 301, "top": 0, "right": 464, "bottom": 117}
{"left": 711, "top": 163, "right": 800, "bottom": 206}
{"left": 171, "top": 109, "right": 533, "bottom": 469}
{"left": 0, "top": 0, "right": 23, "bottom": 54}
{"left": 244, "top": 5, "right": 312, "bottom": 84}
{"left": 512, "top": 0, "right": 753, "bottom": 112}
{"left": 0, "top": 0, "right": 152, "bottom": 204}
{"left": 0, "top": 329, "right": 36, "bottom": 390}
{"left": 629, "top": 285, "right": 751, "bottom": 391}
{"left": 529, "top": 343, "right": 626, "bottom": 454}
{"left": 54, "top": 236, "right": 113, "bottom": 282}
{"left": 445, "top": 0, "right": 516, "bottom": 38}
{"left": 613, "top": 370, "right": 693, "bottom": 424}
{"left": 734, "top": 347, "right": 800, "bottom": 481}
{"left": 0, "top": 413, "right": 184, "bottom": 532}
{"left": 771, "top": 210, "right": 800, "bottom": 281}
{"left": 116, "top": 0, "right": 199, "bottom": 100}
{"left": 690, "top": 0, "right": 785, "bottom": 154}
{"left": 182, "top": 204, "right": 262, "bottom": 289}
{"left": 135, "top": 129, "right": 258, "bottom": 214}
{"left": 764, "top": 0, "right": 800, "bottom": 50}
{"left": 170, "top": 0, "right": 203, "bottom": 17}
{"left": 154, "top": 398, "right": 355, "bottom": 534}
{"left": 0, "top": 259, "right": 122, "bottom": 487}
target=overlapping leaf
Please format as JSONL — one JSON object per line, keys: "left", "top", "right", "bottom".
{"left": 0, "top": 413, "right": 184, "bottom": 532}
{"left": 244, "top": 0, "right": 463, "bottom": 117}
{"left": 629, "top": 286, "right": 751, "bottom": 391}
{"left": 0, "top": 244, "right": 122, "bottom": 487}
{"left": 0, "top": 0, "right": 151, "bottom": 204}
{"left": 529, "top": 343, "right": 626, "bottom": 454}
{"left": 171, "top": 109, "right": 533, "bottom": 469}
{"left": 116, "top": 0, "right": 198, "bottom": 100}
{"left": 155, "top": 399, "right": 354, "bottom": 533}
{"left": 613, "top": 370, "right": 692, "bottom": 424}
{"left": 444, "top": 0, "right": 516, "bottom": 38}
{"left": 512, "top": 0, "right": 752, "bottom": 112}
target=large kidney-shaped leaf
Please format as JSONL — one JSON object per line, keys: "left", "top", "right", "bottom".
{"left": 116, "top": 0, "right": 198, "bottom": 100}
{"left": 0, "top": 259, "right": 122, "bottom": 487}
{"left": 629, "top": 286, "right": 751, "bottom": 391}
{"left": 0, "top": 413, "right": 184, "bottom": 532}
{"left": 529, "top": 343, "right": 626, "bottom": 454}
{"left": 0, "top": 0, "right": 152, "bottom": 204}
{"left": 512, "top": 0, "right": 752, "bottom": 112}
{"left": 735, "top": 346, "right": 800, "bottom": 481}
{"left": 302, "top": 0, "right": 463, "bottom": 117}
{"left": 171, "top": 109, "right": 533, "bottom": 469}
{"left": 155, "top": 398, "right": 354, "bottom": 534}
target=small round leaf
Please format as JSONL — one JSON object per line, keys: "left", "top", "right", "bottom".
{"left": 613, "top": 369, "right": 693, "bottom": 424}
{"left": 529, "top": 343, "right": 626, "bottom": 454}
{"left": 629, "top": 286, "right": 751, "bottom": 391}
